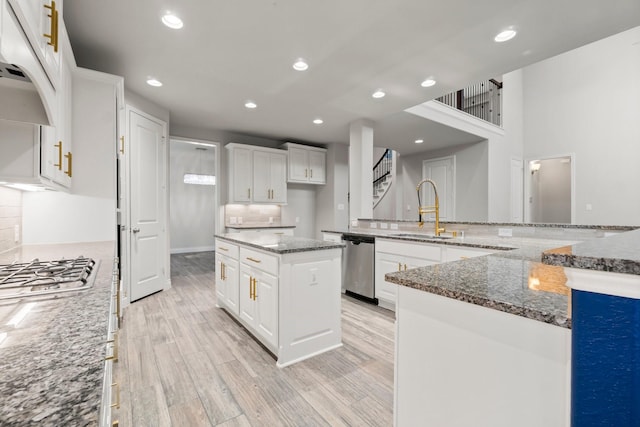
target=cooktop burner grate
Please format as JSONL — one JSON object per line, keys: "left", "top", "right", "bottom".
{"left": 0, "top": 257, "right": 96, "bottom": 299}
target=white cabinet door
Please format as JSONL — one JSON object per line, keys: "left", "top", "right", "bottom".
{"left": 308, "top": 150, "right": 326, "bottom": 184}
{"left": 216, "top": 254, "right": 227, "bottom": 301}
{"left": 239, "top": 267, "right": 257, "bottom": 325}
{"left": 223, "top": 258, "right": 239, "bottom": 315}
{"left": 375, "top": 252, "right": 403, "bottom": 304}
{"left": 230, "top": 147, "right": 252, "bottom": 202}
{"left": 253, "top": 151, "right": 287, "bottom": 203}
{"left": 8, "top": 0, "right": 61, "bottom": 85}
{"left": 254, "top": 270, "right": 278, "bottom": 349}
{"left": 39, "top": 48, "right": 71, "bottom": 188}
{"left": 288, "top": 146, "right": 308, "bottom": 182}
{"left": 443, "top": 246, "right": 494, "bottom": 262}
{"left": 322, "top": 232, "right": 342, "bottom": 243}
{"left": 269, "top": 152, "right": 287, "bottom": 203}
{"left": 252, "top": 150, "right": 270, "bottom": 202}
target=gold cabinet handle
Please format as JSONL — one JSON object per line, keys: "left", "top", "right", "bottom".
{"left": 43, "top": 1, "right": 59, "bottom": 53}
{"left": 398, "top": 262, "right": 402, "bottom": 272}
{"left": 222, "top": 263, "right": 226, "bottom": 280}
{"left": 252, "top": 277, "right": 258, "bottom": 300}
{"left": 218, "top": 246, "right": 229, "bottom": 252}
{"left": 219, "top": 262, "right": 224, "bottom": 280}
{"left": 106, "top": 332, "right": 119, "bottom": 362}
{"left": 111, "top": 382, "right": 120, "bottom": 409}
{"left": 54, "top": 141, "right": 62, "bottom": 170}
{"left": 246, "top": 257, "right": 261, "bottom": 264}
{"left": 119, "top": 136, "right": 125, "bottom": 155}
{"left": 404, "top": 264, "right": 408, "bottom": 271}
{"left": 249, "top": 276, "right": 254, "bottom": 300}
{"left": 64, "top": 152, "right": 73, "bottom": 177}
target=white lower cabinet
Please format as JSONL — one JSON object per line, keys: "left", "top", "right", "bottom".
{"left": 375, "top": 238, "right": 495, "bottom": 311}
{"left": 215, "top": 237, "right": 342, "bottom": 367}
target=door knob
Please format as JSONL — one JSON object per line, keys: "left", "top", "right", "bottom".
{"left": 132, "top": 228, "right": 140, "bottom": 233}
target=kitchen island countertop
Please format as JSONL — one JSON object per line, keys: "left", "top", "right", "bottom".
{"left": 324, "top": 223, "right": 639, "bottom": 328}
{"left": 216, "top": 233, "right": 344, "bottom": 254}
{"left": 0, "top": 241, "right": 115, "bottom": 426}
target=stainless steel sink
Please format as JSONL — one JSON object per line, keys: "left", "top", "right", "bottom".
{"left": 390, "top": 233, "right": 453, "bottom": 240}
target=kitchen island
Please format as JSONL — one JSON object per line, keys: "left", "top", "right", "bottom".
{"left": 379, "top": 222, "right": 639, "bottom": 427}
{"left": 0, "top": 241, "right": 116, "bottom": 426}
{"left": 214, "top": 232, "right": 344, "bottom": 367}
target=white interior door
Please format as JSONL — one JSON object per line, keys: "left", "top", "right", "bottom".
{"left": 422, "top": 156, "right": 455, "bottom": 221}
{"left": 128, "top": 108, "right": 167, "bottom": 302}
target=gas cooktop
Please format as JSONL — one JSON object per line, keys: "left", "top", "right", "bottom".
{"left": 0, "top": 257, "right": 97, "bottom": 300}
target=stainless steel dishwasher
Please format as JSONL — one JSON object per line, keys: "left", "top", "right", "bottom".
{"left": 343, "top": 234, "right": 377, "bottom": 304}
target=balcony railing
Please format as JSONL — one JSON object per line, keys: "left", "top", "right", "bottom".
{"left": 436, "top": 79, "right": 502, "bottom": 126}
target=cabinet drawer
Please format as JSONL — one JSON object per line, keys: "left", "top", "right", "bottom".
{"left": 216, "top": 240, "right": 239, "bottom": 259}
{"left": 240, "top": 247, "right": 278, "bottom": 275}
{"left": 376, "top": 239, "right": 441, "bottom": 262}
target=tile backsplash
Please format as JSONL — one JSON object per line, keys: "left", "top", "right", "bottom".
{"left": 0, "top": 187, "right": 22, "bottom": 253}
{"left": 224, "top": 204, "right": 281, "bottom": 226}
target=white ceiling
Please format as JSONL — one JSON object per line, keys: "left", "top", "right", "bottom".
{"left": 63, "top": 0, "right": 640, "bottom": 154}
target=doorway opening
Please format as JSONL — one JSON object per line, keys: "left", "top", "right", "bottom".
{"left": 169, "top": 138, "right": 219, "bottom": 254}
{"left": 525, "top": 154, "right": 575, "bottom": 224}
{"left": 421, "top": 156, "right": 456, "bottom": 221}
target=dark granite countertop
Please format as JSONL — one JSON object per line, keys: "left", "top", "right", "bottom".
{"left": 542, "top": 228, "right": 640, "bottom": 275}
{"left": 386, "top": 250, "right": 572, "bottom": 328}
{"left": 0, "top": 241, "right": 115, "bottom": 426}
{"left": 216, "top": 233, "right": 344, "bottom": 254}
{"left": 323, "top": 224, "right": 637, "bottom": 329}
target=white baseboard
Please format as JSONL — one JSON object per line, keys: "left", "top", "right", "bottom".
{"left": 170, "top": 246, "right": 216, "bottom": 254}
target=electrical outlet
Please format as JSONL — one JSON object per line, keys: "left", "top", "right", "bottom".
{"left": 237, "top": 217, "right": 243, "bottom": 224}
{"left": 370, "top": 222, "right": 377, "bottom": 229}
{"left": 229, "top": 216, "right": 237, "bottom": 224}
{"left": 390, "top": 223, "right": 399, "bottom": 230}
{"left": 380, "top": 223, "right": 388, "bottom": 229}
{"left": 337, "top": 204, "right": 345, "bottom": 211}
{"left": 268, "top": 217, "right": 274, "bottom": 224}
{"left": 586, "top": 204, "right": 593, "bottom": 211}
{"left": 295, "top": 217, "right": 300, "bottom": 223}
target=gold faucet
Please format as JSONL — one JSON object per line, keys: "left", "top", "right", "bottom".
{"left": 416, "top": 179, "right": 445, "bottom": 236}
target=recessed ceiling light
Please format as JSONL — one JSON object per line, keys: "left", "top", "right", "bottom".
{"left": 146, "top": 78, "right": 163, "bottom": 87}
{"left": 420, "top": 78, "right": 436, "bottom": 88}
{"left": 244, "top": 101, "right": 257, "bottom": 109}
{"left": 494, "top": 29, "right": 517, "bottom": 42}
{"left": 372, "top": 90, "right": 386, "bottom": 99}
{"left": 415, "top": 139, "right": 424, "bottom": 144}
{"left": 162, "top": 13, "right": 183, "bottom": 29}
{"left": 313, "top": 118, "right": 323, "bottom": 125}
{"left": 293, "top": 59, "right": 309, "bottom": 71}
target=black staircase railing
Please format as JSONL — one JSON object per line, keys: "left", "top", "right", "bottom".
{"left": 436, "top": 79, "right": 502, "bottom": 126}
{"left": 373, "top": 149, "right": 392, "bottom": 196}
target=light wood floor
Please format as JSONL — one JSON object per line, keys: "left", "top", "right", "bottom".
{"left": 113, "top": 252, "right": 395, "bottom": 426}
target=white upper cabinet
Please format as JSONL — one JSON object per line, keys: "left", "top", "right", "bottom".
{"left": 7, "top": 0, "right": 62, "bottom": 87}
{"left": 40, "top": 50, "right": 72, "bottom": 188}
{"left": 226, "top": 143, "right": 287, "bottom": 204}
{"left": 282, "top": 142, "right": 326, "bottom": 184}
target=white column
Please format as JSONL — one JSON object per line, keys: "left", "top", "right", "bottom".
{"left": 349, "top": 120, "right": 374, "bottom": 222}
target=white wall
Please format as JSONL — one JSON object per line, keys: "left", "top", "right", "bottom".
{"left": 522, "top": 26, "right": 640, "bottom": 225}
{"left": 397, "top": 142, "right": 489, "bottom": 222}
{"left": 0, "top": 187, "right": 21, "bottom": 252}
{"left": 169, "top": 140, "right": 216, "bottom": 253}
{"left": 282, "top": 184, "right": 316, "bottom": 238}
{"left": 22, "top": 72, "right": 118, "bottom": 244}
{"left": 316, "top": 143, "right": 349, "bottom": 236}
